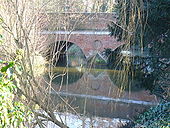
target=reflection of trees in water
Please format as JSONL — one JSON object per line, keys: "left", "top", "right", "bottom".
{"left": 46, "top": 41, "right": 153, "bottom": 90}
{"left": 87, "top": 53, "right": 107, "bottom": 77}
{"left": 108, "top": 69, "right": 144, "bottom": 92}
{"left": 105, "top": 45, "right": 152, "bottom": 92}
{"left": 51, "top": 68, "right": 84, "bottom": 85}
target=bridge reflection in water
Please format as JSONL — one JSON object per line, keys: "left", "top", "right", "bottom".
{"left": 43, "top": 40, "right": 158, "bottom": 120}
{"left": 44, "top": 66, "right": 157, "bottom": 119}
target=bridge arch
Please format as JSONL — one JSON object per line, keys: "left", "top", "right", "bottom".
{"left": 42, "top": 32, "right": 125, "bottom": 58}
{"left": 46, "top": 40, "right": 86, "bottom": 68}
{"left": 45, "top": 40, "right": 86, "bottom": 85}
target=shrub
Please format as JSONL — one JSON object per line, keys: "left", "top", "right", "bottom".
{"left": 0, "top": 61, "right": 32, "bottom": 128}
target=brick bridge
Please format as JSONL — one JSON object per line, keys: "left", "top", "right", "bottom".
{"left": 41, "top": 13, "right": 157, "bottom": 119}
{"left": 41, "top": 13, "right": 124, "bottom": 58}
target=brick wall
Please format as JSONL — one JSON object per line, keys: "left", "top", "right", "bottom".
{"left": 42, "top": 33, "right": 124, "bottom": 57}
{"left": 41, "top": 13, "right": 121, "bottom": 57}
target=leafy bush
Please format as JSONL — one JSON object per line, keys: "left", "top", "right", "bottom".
{"left": 135, "top": 102, "right": 170, "bottom": 128}
{"left": 120, "top": 102, "right": 170, "bottom": 128}
{"left": 0, "top": 61, "right": 32, "bottom": 128}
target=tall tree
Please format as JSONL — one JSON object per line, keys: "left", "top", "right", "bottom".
{"left": 108, "top": 0, "right": 170, "bottom": 100}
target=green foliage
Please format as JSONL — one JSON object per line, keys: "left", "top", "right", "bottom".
{"left": 109, "top": 0, "right": 170, "bottom": 100}
{"left": 120, "top": 102, "right": 170, "bottom": 128}
{"left": 1, "top": 62, "right": 14, "bottom": 73}
{"left": 135, "top": 102, "right": 170, "bottom": 128}
{"left": 110, "top": 0, "right": 170, "bottom": 49}
{"left": 111, "top": 1, "right": 170, "bottom": 127}
{"left": 0, "top": 61, "right": 32, "bottom": 128}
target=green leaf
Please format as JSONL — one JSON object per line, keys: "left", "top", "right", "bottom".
{"left": 1, "top": 66, "right": 9, "bottom": 72}
{"left": 8, "top": 62, "right": 14, "bottom": 67}
{"left": 1, "top": 62, "right": 14, "bottom": 72}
